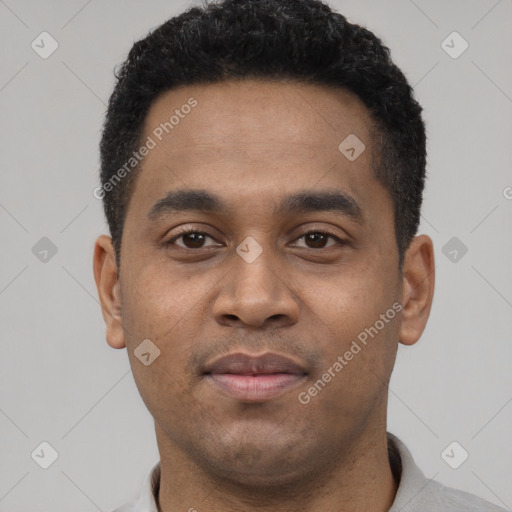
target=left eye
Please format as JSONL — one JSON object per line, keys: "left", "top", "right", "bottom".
{"left": 291, "top": 231, "right": 344, "bottom": 249}
{"left": 166, "top": 230, "right": 344, "bottom": 250}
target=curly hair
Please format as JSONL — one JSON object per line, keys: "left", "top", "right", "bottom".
{"left": 99, "top": 0, "right": 426, "bottom": 270}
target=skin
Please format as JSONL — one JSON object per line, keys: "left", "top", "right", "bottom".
{"left": 93, "top": 79, "right": 435, "bottom": 512}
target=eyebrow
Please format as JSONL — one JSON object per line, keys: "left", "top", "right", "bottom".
{"left": 147, "top": 188, "right": 364, "bottom": 224}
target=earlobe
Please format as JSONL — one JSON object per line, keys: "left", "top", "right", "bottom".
{"left": 93, "top": 235, "right": 126, "bottom": 349}
{"left": 398, "top": 234, "right": 435, "bottom": 346}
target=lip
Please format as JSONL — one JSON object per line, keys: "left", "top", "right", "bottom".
{"left": 202, "top": 352, "right": 308, "bottom": 402}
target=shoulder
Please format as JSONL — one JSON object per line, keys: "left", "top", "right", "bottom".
{"left": 110, "top": 505, "right": 135, "bottom": 512}
{"left": 388, "top": 433, "right": 507, "bottom": 512}
{"left": 110, "top": 502, "right": 137, "bottom": 512}
{"left": 420, "top": 478, "right": 507, "bottom": 511}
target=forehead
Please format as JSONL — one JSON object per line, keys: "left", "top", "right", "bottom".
{"left": 129, "top": 79, "right": 383, "bottom": 219}
{"left": 143, "top": 79, "right": 373, "bottom": 154}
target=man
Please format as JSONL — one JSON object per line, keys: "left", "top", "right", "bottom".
{"left": 93, "top": 0, "right": 505, "bottom": 510}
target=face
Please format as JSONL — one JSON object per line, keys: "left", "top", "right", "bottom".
{"left": 94, "top": 79, "right": 434, "bottom": 487}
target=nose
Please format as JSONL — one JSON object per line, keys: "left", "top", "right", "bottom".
{"left": 212, "top": 246, "right": 300, "bottom": 329}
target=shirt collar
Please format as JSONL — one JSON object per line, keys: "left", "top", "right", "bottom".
{"left": 130, "top": 460, "right": 160, "bottom": 512}
{"left": 387, "top": 432, "right": 434, "bottom": 511}
{"left": 133, "top": 433, "right": 429, "bottom": 512}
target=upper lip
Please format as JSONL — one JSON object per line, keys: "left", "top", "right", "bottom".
{"left": 203, "top": 352, "right": 308, "bottom": 376}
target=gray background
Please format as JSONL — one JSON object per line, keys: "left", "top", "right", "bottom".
{"left": 1, "top": 0, "right": 511, "bottom": 510}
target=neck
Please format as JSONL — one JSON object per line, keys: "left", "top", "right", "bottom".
{"left": 155, "top": 425, "right": 398, "bottom": 512}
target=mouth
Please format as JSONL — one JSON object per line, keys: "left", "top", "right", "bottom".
{"left": 202, "top": 352, "right": 308, "bottom": 402}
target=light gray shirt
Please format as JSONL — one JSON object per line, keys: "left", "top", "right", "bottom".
{"left": 112, "top": 433, "right": 506, "bottom": 511}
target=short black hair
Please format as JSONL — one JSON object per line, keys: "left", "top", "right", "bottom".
{"left": 99, "top": 0, "right": 426, "bottom": 271}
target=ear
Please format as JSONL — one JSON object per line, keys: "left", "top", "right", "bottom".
{"left": 93, "top": 235, "right": 126, "bottom": 349}
{"left": 398, "top": 234, "right": 435, "bottom": 346}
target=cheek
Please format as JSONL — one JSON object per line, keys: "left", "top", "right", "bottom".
{"left": 308, "top": 262, "right": 396, "bottom": 335}
{"left": 120, "top": 264, "right": 206, "bottom": 422}
{"left": 299, "top": 276, "right": 399, "bottom": 432}
{"left": 307, "top": 263, "right": 400, "bottom": 386}
{"left": 121, "top": 261, "right": 210, "bottom": 343}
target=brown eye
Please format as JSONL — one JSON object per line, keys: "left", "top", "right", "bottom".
{"left": 167, "top": 231, "right": 219, "bottom": 249}
{"left": 166, "top": 229, "right": 345, "bottom": 251}
{"left": 291, "top": 231, "right": 345, "bottom": 249}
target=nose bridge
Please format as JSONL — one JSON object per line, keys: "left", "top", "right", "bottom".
{"left": 231, "top": 237, "right": 283, "bottom": 303}
{"left": 234, "top": 243, "right": 278, "bottom": 295}
{"left": 212, "top": 237, "right": 299, "bottom": 328}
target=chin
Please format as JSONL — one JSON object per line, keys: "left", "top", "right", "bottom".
{"left": 208, "top": 454, "right": 309, "bottom": 490}
{"left": 190, "top": 430, "right": 312, "bottom": 487}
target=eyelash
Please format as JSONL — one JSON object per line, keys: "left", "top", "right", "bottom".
{"left": 165, "top": 228, "right": 347, "bottom": 250}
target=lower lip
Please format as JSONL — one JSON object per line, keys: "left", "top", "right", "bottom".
{"left": 205, "top": 373, "right": 306, "bottom": 402}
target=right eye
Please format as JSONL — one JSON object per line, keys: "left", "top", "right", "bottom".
{"left": 165, "top": 230, "right": 222, "bottom": 250}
